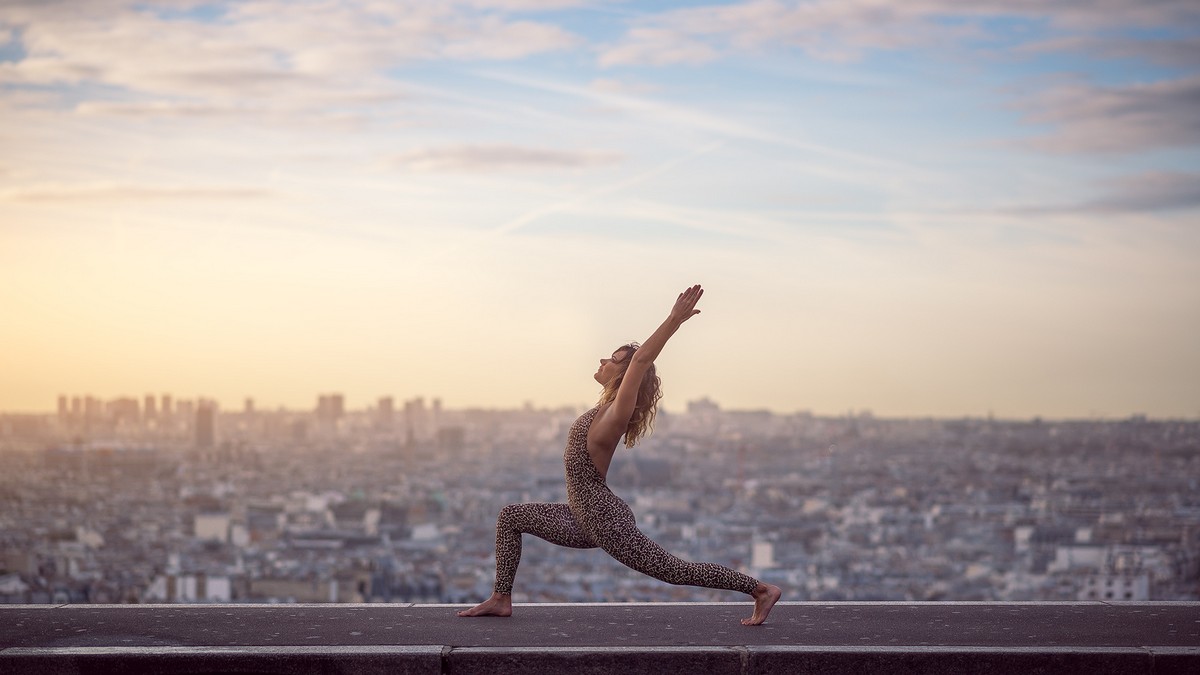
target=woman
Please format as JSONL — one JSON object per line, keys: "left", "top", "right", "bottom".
{"left": 457, "top": 285, "right": 782, "bottom": 625}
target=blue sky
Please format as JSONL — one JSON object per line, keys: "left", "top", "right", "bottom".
{"left": 1, "top": 0, "right": 1197, "bottom": 417}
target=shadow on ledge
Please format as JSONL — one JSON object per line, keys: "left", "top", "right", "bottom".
{"left": 1, "top": 601, "right": 1197, "bottom": 674}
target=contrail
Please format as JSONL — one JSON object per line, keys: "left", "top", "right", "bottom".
{"left": 490, "top": 140, "right": 725, "bottom": 237}
{"left": 426, "top": 140, "right": 726, "bottom": 261}
{"left": 473, "top": 70, "right": 931, "bottom": 183}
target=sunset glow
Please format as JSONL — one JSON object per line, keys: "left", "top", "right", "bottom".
{"left": 2, "top": 1, "right": 1198, "bottom": 417}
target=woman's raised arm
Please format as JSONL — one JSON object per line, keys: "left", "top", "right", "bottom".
{"left": 591, "top": 285, "right": 704, "bottom": 442}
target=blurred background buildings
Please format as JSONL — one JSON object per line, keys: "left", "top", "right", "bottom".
{"left": 2, "top": 394, "right": 1197, "bottom": 605}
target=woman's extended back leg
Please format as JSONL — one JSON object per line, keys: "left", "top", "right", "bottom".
{"left": 588, "top": 500, "right": 758, "bottom": 595}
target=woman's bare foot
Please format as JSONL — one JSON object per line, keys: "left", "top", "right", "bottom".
{"left": 742, "top": 583, "right": 782, "bottom": 626}
{"left": 456, "top": 592, "right": 513, "bottom": 617}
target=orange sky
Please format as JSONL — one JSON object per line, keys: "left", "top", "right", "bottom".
{"left": 2, "top": 1, "right": 1198, "bottom": 418}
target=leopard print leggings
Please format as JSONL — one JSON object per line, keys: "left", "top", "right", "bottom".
{"left": 491, "top": 406, "right": 759, "bottom": 596}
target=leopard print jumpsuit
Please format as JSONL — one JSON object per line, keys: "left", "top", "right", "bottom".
{"left": 492, "top": 406, "right": 760, "bottom": 596}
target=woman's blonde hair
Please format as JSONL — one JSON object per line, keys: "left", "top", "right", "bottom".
{"left": 598, "top": 342, "right": 663, "bottom": 448}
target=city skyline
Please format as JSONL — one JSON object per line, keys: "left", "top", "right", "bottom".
{"left": 5, "top": 392, "right": 1198, "bottom": 605}
{"left": 2, "top": 1, "right": 1198, "bottom": 418}
{"left": 11, "top": 388, "right": 1194, "bottom": 421}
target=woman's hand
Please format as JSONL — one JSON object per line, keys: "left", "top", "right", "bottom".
{"left": 603, "top": 284, "right": 704, "bottom": 434}
{"left": 669, "top": 284, "right": 704, "bottom": 325}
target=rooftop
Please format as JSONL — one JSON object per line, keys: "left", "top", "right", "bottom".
{"left": 2, "top": 601, "right": 1197, "bottom": 673}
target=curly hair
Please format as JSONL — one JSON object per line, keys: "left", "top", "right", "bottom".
{"left": 597, "top": 342, "right": 663, "bottom": 448}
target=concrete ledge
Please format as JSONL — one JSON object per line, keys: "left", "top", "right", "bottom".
{"left": 2, "top": 603, "right": 1197, "bottom": 674}
{"left": 1152, "top": 647, "right": 1200, "bottom": 675}
{"left": 0, "top": 646, "right": 443, "bottom": 675}
{"left": 749, "top": 646, "right": 1155, "bottom": 675}
{"left": 439, "top": 646, "right": 1200, "bottom": 675}
{"left": 5, "top": 645, "right": 1197, "bottom": 675}
{"left": 445, "top": 646, "right": 746, "bottom": 675}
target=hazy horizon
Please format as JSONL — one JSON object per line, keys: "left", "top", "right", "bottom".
{"left": 6, "top": 388, "right": 1197, "bottom": 421}
{"left": 2, "top": 1, "right": 1198, "bottom": 419}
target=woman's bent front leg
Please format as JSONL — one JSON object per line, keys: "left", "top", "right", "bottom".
{"left": 459, "top": 502, "right": 595, "bottom": 617}
{"left": 493, "top": 502, "right": 595, "bottom": 594}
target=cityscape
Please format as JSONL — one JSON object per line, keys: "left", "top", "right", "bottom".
{"left": 1, "top": 392, "right": 1197, "bottom": 605}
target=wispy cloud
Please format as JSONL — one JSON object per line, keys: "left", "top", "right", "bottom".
{"left": 1016, "top": 76, "right": 1200, "bottom": 154}
{"left": 599, "top": 198, "right": 795, "bottom": 244}
{"left": 461, "top": 0, "right": 593, "bottom": 10}
{"left": 0, "top": 1, "right": 581, "bottom": 109}
{"left": 594, "top": 1, "right": 1200, "bottom": 160}
{"left": 477, "top": 69, "right": 927, "bottom": 182}
{"left": 598, "top": 1, "right": 977, "bottom": 66}
{"left": 1007, "top": 171, "right": 1200, "bottom": 215}
{"left": 588, "top": 77, "right": 660, "bottom": 95}
{"left": 74, "top": 100, "right": 275, "bottom": 119}
{"left": 391, "top": 144, "right": 621, "bottom": 172}
{"left": 599, "top": 27, "right": 719, "bottom": 67}
{"left": 71, "top": 91, "right": 412, "bottom": 129}
{"left": 487, "top": 140, "right": 726, "bottom": 237}
{"left": 598, "top": 0, "right": 1200, "bottom": 66}
{"left": 1016, "top": 35, "right": 1200, "bottom": 69}
{"left": 0, "top": 183, "right": 274, "bottom": 202}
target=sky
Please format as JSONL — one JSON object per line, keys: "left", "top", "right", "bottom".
{"left": 1, "top": 0, "right": 1198, "bottom": 419}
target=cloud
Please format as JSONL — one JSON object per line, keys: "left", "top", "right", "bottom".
{"left": 440, "top": 17, "right": 581, "bottom": 60}
{"left": 391, "top": 144, "right": 622, "bottom": 172}
{"left": 1016, "top": 76, "right": 1200, "bottom": 154}
{"left": 600, "top": 198, "right": 791, "bottom": 243}
{"left": 71, "top": 100, "right": 279, "bottom": 119}
{"left": 592, "top": 2, "right": 1200, "bottom": 156}
{"left": 486, "top": 140, "right": 724, "bottom": 235}
{"left": 72, "top": 90, "right": 408, "bottom": 121}
{"left": 0, "top": 184, "right": 274, "bottom": 202}
{"left": 599, "top": 28, "right": 719, "bottom": 67}
{"left": 598, "top": 0, "right": 1200, "bottom": 66}
{"left": 588, "top": 77, "right": 660, "bottom": 95}
{"left": 477, "top": 70, "right": 926, "bottom": 181}
{"left": 1010, "top": 0, "right": 1200, "bottom": 31}
{"left": 598, "top": 1, "right": 978, "bottom": 66}
{"left": 1087, "top": 171, "right": 1200, "bottom": 213}
{"left": 460, "top": 0, "right": 595, "bottom": 13}
{"left": 1008, "top": 171, "right": 1200, "bottom": 215}
{"left": 0, "top": 0, "right": 581, "bottom": 111}
{"left": 1017, "top": 35, "right": 1200, "bottom": 69}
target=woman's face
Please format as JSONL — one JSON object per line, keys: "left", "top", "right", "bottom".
{"left": 594, "top": 348, "right": 630, "bottom": 385}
